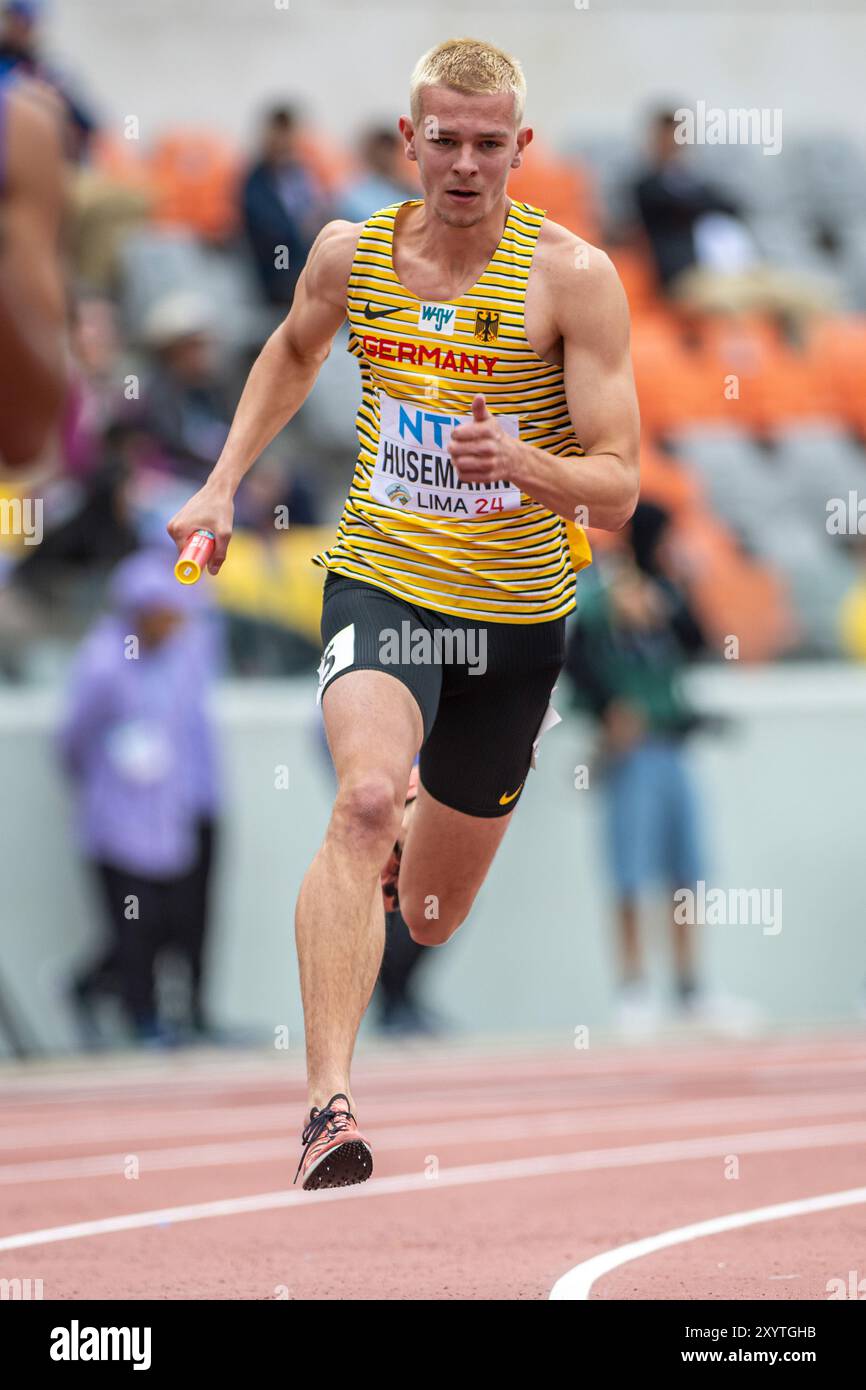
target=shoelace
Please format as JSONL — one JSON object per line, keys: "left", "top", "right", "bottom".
{"left": 293, "top": 1093, "right": 356, "bottom": 1184}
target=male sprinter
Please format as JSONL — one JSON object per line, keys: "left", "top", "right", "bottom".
{"left": 168, "top": 37, "right": 640, "bottom": 1189}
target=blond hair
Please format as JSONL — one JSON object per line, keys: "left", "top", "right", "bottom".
{"left": 409, "top": 37, "right": 526, "bottom": 127}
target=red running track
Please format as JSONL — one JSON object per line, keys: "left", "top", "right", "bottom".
{"left": 0, "top": 1031, "right": 865, "bottom": 1300}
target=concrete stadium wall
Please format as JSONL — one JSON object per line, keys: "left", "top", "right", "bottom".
{"left": 48, "top": 1, "right": 866, "bottom": 153}
{"left": 1, "top": 663, "right": 865, "bottom": 1056}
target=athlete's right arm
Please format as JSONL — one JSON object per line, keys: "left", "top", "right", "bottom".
{"left": 167, "top": 219, "right": 360, "bottom": 573}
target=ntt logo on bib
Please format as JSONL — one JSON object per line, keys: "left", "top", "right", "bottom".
{"left": 418, "top": 302, "right": 456, "bottom": 336}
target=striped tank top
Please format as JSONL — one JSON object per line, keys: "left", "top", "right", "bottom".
{"left": 312, "top": 198, "right": 592, "bottom": 623}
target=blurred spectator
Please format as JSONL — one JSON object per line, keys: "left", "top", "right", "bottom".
{"left": 10, "top": 440, "right": 136, "bottom": 607}
{"left": 337, "top": 125, "right": 416, "bottom": 222}
{"left": 67, "top": 166, "right": 152, "bottom": 295}
{"left": 62, "top": 296, "right": 127, "bottom": 480}
{"left": 633, "top": 110, "right": 835, "bottom": 334}
{"left": 233, "top": 445, "right": 318, "bottom": 533}
{"left": 139, "top": 291, "right": 232, "bottom": 483}
{"left": 564, "top": 503, "right": 755, "bottom": 1036}
{"left": 57, "top": 548, "right": 223, "bottom": 1045}
{"left": 241, "top": 105, "right": 330, "bottom": 307}
{"left": 0, "top": 0, "right": 97, "bottom": 161}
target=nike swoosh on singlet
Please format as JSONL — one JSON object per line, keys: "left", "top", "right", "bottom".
{"left": 363, "top": 303, "right": 401, "bottom": 320}
{"left": 498, "top": 784, "right": 524, "bottom": 806}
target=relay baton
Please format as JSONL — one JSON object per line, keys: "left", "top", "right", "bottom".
{"left": 174, "top": 529, "right": 216, "bottom": 585}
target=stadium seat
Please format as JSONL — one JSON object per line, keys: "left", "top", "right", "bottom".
{"left": 608, "top": 244, "right": 659, "bottom": 314}
{"left": 148, "top": 131, "right": 241, "bottom": 242}
{"left": 636, "top": 442, "right": 701, "bottom": 516}
{"left": 560, "top": 131, "right": 639, "bottom": 235}
{"left": 508, "top": 139, "right": 601, "bottom": 243}
{"left": 631, "top": 326, "right": 734, "bottom": 434}
{"left": 91, "top": 133, "right": 156, "bottom": 196}
{"left": 770, "top": 424, "right": 866, "bottom": 520}
{"left": 804, "top": 316, "right": 866, "bottom": 435}
{"left": 671, "top": 510, "right": 795, "bottom": 661}
{"left": 752, "top": 518, "right": 857, "bottom": 655}
{"left": 668, "top": 426, "right": 782, "bottom": 543}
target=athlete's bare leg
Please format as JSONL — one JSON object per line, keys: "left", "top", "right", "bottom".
{"left": 397, "top": 785, "right": 514, "bottom": 946}
{"left": 295, "top": 671, "right": 422, "bottom": 1110}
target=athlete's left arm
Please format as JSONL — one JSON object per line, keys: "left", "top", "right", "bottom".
{"left": 513, "top": 246, "right": 640, "bottom": 529}
{"left": 450, "top": 245, "right": 640, "bottom": 531}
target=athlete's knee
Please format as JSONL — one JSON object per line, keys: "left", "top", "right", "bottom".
{"left": 331, "top": 773, "right": 403, "bottom": 856}
{"left": 401, "top": 893, "right": 468, "bottom": 947}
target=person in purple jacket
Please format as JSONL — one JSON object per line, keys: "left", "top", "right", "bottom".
{"left": 58, "top": 548, "right": 223, "bottom": 1045}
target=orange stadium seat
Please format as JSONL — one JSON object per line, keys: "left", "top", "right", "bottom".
{"left": 148, "top": 131, "right": 241, "bottom": 242}
{"left": 90, "top": 133, "right": 156, "bottom": 196}
{"left": 804, "top": 316, "right": 866, "bottom": 437}
{"left": 295, "top": 129, "right": 356, "bottom": 194}
{"left": 585, "top": 469, "right": 794, "bottom": 660}
{"left": 630, "top": 319, "right": 734, "bottom": 435}
{"left": 508, "top": 140, "right": 600, "bottom": 243}
{"left": 746, "top": 347, "right": 840, "bottom": 434}
{"left": 668, "top": 511, "right": 796, "bottom": 661}
{"left": 693, "top": 313, "right": 783, "bottom": 367}
{"left": 608, "top": 244, "right": 659, "bottom": 315}
{"left": 638, "top": 441, "right": 702, "bottom": 515}
{"left": 686, "top": 315, "right": 785, "bottom": 433}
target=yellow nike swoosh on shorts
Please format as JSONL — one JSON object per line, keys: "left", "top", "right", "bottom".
{"left": 498, "top": 784, "right": 524, "bottom": 806}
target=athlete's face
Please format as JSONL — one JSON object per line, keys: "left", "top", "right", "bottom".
{"left": 400, "top": 87, "right": 532, "bottom": 227}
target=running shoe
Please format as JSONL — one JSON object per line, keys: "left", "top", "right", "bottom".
{"left": 381, "top": 763, "right": 420, "bottom": 912}
{"left": 293, "top": 1092, "right": 373, "bottom": 1190}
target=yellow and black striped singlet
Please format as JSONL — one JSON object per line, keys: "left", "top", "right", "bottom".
{"left": 312, "top": 198, "right": 592, "bottom": 623}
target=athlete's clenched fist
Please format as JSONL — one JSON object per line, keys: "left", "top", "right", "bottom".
{"left": 449, "top": 393, "right": 519, "bottom": 483}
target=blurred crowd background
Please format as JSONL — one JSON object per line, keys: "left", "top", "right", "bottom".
{"left": 1, "top": 0, "right": 865, "bottom": 1056}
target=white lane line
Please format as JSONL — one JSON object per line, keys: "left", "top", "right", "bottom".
{"left": 4, "top": 1093, "right": 866, "bottom": 1185}
{"left": 549, "top": 1186, "right": 866, "bottom": 1300}
{"left": 0, "top": 1070, "right": 702, "bottom": 1121}
{"left": 3, "top": 1082, "right": 866, "bottom": 1156}
{"left": 0, "top": 1083, "right": 712, "bottom": 1151}
{"left": 2, "top": 1037, "right": 862, "bottom": 1100}
{"left": 2, "top": 1120, "right": 866, "bottom": 1254}
{"left": 4, "top": 1064, "right": 866, "bottom": 1152}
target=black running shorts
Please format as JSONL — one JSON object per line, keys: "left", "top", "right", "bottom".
{"left": 317, "top": 572, "right": 565, "bottom": 818}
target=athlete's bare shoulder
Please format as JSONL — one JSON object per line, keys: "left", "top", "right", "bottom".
{"left": 302, "top": 218, "right": 365, "bottom": 310}
{"left": 531, "top": 216, "right": 629, "bottom": 339}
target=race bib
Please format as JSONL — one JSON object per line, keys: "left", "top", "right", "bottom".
{"left": 316, "top": 623, "right": 355, "bottom": 705}
{"left": 369, "top": 390, "right": 523, "bottom": 520}
{"left": 530, "top": 692, "right": 563, "bottom": 770}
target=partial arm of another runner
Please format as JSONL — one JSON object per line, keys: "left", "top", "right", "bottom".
{"left": 167, "top": 219, "right": 359, "bottom": 574}
{"left": 0, "top": 85, "right": 68, "bottom": 470}
{"left": 449, "top": 239, "right": 640, "bottom": 532}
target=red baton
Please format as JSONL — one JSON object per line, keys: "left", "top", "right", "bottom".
{"left": 174, "top": 529, "right": 215, "bottom": 585}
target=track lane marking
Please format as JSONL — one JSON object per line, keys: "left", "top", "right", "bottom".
{"left": 2, "top": 1119, "right": 866, "bottom": 1254}
{"left": 549, "top": 1186, "right": 866, "bottom": 1300}
{"left": 2, "top": 1037, "right": 863, "bottom": 1101}
{"left": 4, "top": 1093, "right": 866, "bottom": 1184}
